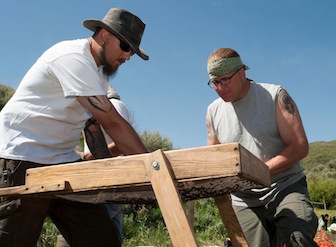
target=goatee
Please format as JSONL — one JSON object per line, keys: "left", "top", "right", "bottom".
{"left": 103, "top": 65, "right": 118, "bottom": 77}
{"left": 98, "top": 45, "right": 118, "bottom": 77}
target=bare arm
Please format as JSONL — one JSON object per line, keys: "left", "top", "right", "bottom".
{"left": 82, "top": 118, "right": 111, "bottom": 160}
{"left": 84, "top": 142, "right": 123, "bottom": 160}
{"left": 265, "top": 89, "right": 309, "bottom": 175}
{"left": 82, "top": 118, "right": 123, "bottom": 160}
{"left": 106, "top": 143, "right": 123, "bottom": 157}
{"left": 206, "top": 114, "right": 220, "bottom": 145}
{"left": 77, "top": 95, "right": 148, "bottom": 155}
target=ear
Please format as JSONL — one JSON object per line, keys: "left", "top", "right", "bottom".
{"left": 239, "top": 68, "right": 246, "bottom": 80}
{"left": 98, "top": 29, "right": 109, "bottom": 43}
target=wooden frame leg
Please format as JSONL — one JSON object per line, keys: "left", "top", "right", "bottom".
{"left": 215, "top": 194, "right": 249, "bottom": 247}
{"left": 145, "top": 149, "right": 198, "bottom": 247}
{"left": 187, "top": 200, "right": 195, "bottom": 227}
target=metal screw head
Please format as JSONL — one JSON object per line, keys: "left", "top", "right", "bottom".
{"left": 152, "top": 161, "right": 160, "bottom": 170}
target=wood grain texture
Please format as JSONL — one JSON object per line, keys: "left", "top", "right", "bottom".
{"left": 145, "top": 149, "right": 198, "bottom": 247}
{"left": 215, "top": 194, "right": 249, "bottom": 247}
{"left": 0, "top": 143, "right": 270, "bottom": 204}
{"left": 0, "top": 143, "right": 268, "bottom": 247}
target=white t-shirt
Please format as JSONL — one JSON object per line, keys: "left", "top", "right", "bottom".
{"left": 84, "top": 98, "right": 131, "bottom": 153}
{"left": 0, "top": 39, "right": 109, "bottom": 164}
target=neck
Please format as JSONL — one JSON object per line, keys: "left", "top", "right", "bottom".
{"left": 236, "top": 79, "right": 251, "bottom": 101}
{"left": 88, "top": 37, "right": 100, "bottom": 67}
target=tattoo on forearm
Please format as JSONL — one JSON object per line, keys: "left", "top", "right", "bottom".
{"left": 278, "top": 90, "right": 295, "bottom": 119}
{"left": 88, "top": 133, "right": 111, "bottom": 158}
{"left": 86, "top": 96, "right": 111, "bottom": 113}
{"left": 84, "top": 119, "right": 111, "bottom": 159}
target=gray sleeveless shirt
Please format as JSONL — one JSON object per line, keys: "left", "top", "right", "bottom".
{"left": 207, "top": 82, "right": 304, "bottom": 207}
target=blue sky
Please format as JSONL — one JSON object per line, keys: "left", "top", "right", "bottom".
{"left": 0, "top": 1, "right": 335, "bottom": 149}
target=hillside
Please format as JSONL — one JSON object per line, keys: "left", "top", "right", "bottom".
{"left": 302, "top": 140, "right": 336, "bottom": 180}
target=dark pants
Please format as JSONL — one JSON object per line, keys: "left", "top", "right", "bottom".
{"left": 232, "top": 178, "right": 318, "bottom": 247}
{"left": 0, "top": 158, "right": 121, "bottom": 247}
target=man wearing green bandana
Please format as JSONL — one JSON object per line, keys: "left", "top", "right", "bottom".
{"left": 206, "top": 48, "right": 318, "bottom": 247}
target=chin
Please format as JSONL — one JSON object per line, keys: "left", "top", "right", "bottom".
{"left": 103, "top": 65, "right": 118, "bottom": 77}
{"left": 220, "top": 96, "right": 231, "bottom": 102}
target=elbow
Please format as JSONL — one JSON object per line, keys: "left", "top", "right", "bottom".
{"left": 298, "top": 139, "right": 309, "bottom": 159}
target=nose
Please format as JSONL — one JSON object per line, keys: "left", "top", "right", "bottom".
{"left": 122, "top": 51, "right": 132, "bottom": 60}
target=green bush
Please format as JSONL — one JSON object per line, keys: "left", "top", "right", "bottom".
{"left": 308, "top": 178, "right": 336, "bottom": 210}
{"left": 37, "top": 217, "right": 59, "bottom": 247}
{"left": 122, "top": 198, "right": 227, "bottom": 246}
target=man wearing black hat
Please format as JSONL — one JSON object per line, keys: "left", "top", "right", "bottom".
{"left": 0, "top": 8, "right": 148, "bottom": 247}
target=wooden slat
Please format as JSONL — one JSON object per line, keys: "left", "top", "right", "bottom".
{"left": 0, "top": 143, "right": 270, "bottom": 247}
{"left": 145, "top": 149, "right": 198, "bottom": 247}
{"left": 25, "top": 153, "right": 149, "bottom": 189}
{"left": 215, "top": 194, "right": 248, "bottom": 247}
{"left": 0, "top": 181, "right": 69, "bottom": 196}
{"left": 187, "top": 200, "right": 195, "bottom": 227}
{"left": 164, "top": 143, "right": 242, "bottom": 179}
{"left": 238, "top": 145, "right": 270, "bottom": 186}
{"left": 0, "top": 143, "right": 270, "bottom": 200}
{"left": 22, "top": 143, "right": 269, "bottom": 193}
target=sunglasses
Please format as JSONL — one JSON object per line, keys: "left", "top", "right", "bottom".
{"left": 106, "top": 30, "right": 135, "bottom": 55}
{"left": 119, "top": 39, "right": 135, "bottom": 55}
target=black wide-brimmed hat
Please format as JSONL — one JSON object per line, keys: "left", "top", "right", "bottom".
{"left": 83, "top": 8, "right": 149, "bottom": 60}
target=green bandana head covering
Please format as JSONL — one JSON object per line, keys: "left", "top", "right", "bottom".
{"left": 207, "top": 57, "right": 249, "bottom": 79}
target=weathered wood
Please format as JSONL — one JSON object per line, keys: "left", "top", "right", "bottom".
{"left": 215, "top": 194, "right": 249, "bottom": 247}
{"left": 51, "top": 175, "right": 266, "bottom": 204}
{"left": 0, "top": 143, "right": 270, "bottom": 204}
{"left": 0, "top": 143, "right": 270, "bottom": 203}
{"left": 0, "top": 143, "right": 269, "bottom": 247}
{"left": 0, "top": 181, "right": 70, "bottom": 196}
{"left": 145, "top": 149, "right": 198, "bottom": 247}
{"left": 187, "top": 200, "right": 195, "bottom": 227}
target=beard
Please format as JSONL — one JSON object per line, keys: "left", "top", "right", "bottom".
{"left": 98, "top": 44, "right": 118, "bottom": 77}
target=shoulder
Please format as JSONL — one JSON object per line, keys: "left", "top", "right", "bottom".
{"left": 44, "top": 39, "right": 97, "bottom": 76}
{"left": 207, "top": 98, "right": 230, "bottom": 118}
{"left": 42, "top": 39, "right": 91, "bottom": 62}
{"left": 251, "top": 82, "right": 283, "bottom": 99}
{"left": 252, "top": 82, "right": 282, "bottom": 91}
{"left": 110, "top": 99, "right": 131, "bottom": 122}
{"left": 110, "top": 98, "right": 127, "bottom": 108}
{"left": 50, "top": 39, "right": 88, "bottom": 51}
{"left": 208, "top": 97, "right": 224, "bottom": 110}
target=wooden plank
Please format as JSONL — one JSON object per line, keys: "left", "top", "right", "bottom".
{"left": 215, "top": 194, "right": 248, "bottom": 247}
{"left": 23, "top": 144, "right": 242, "bottom": 190}
{"left": 0, "top": 143, "right": 269, "bottom": 247}
{"left": 23, "top": 143, "right": 269, "bottom": 189}
{"left": 238, "top": 145, "right": 270, "bottom": 186}
{"left": 164, "top": 143, "right": 243, "bottom": 179}
{"left": 46, "top": 174, "right": 266, "bottom": 204}
{"left": 0, "top": 143, "right": 270, "bottom": 203}
{"left": 25, "top": 153, "right": 150, "bottom": 189}
{"left": 0, "top": 181, "right": 69, "bottom": 196}
{"left": 187, "top": 200, "right": 195, "bottom": 227}
{"left": 146, "top": 149, "right": 198, "bottom": 247}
